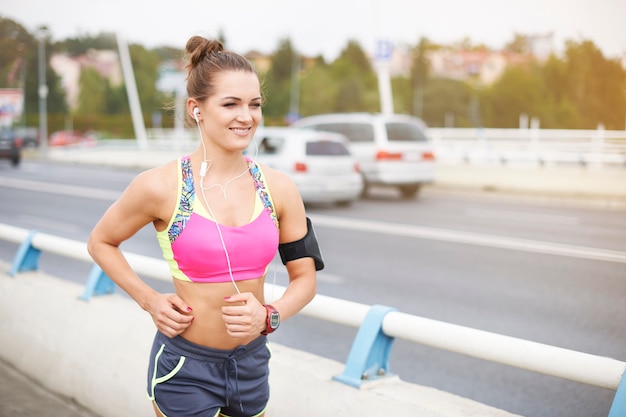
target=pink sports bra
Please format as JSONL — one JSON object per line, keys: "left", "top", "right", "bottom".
{"left": 156, "top": 156, "right": 279, "bottom": 283}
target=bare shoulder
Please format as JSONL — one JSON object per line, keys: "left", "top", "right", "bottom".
{"left": 129, "top": 161, "right": 178, "bottom": 197}
{"left": 256, "top": 162, "right": 299, "bottom": 201}
{"left": 120, "top": 159, "right": 179, "bottom": 218}
{"left": 255, "top": 161, "right": 308, "bottom": 241}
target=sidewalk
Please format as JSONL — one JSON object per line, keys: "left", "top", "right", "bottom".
{"left": 0, "top": 358, "right": 100, "bottom": 417}
{"left": 0, "top": 264, "right": 522, "bottom": 417}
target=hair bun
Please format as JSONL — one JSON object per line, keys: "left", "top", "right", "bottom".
{"left": 185, "top": 36, "right": 224, "bottom": 68}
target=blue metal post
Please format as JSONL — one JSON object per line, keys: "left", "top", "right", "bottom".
{"left": 9, "top": 230, "right": 41, "bottom": 276}
{"left": 79, "top": 264, "right": 116, "bottom": 301}
{"left": 333, "top": 304, "right": 397, "bottom": 388}
{"left": 608, "top": 370, "right": 626, "bottom": 417}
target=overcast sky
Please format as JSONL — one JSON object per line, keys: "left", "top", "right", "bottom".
{"left": 3, "top": 0, "right": 625, "bottom": 60}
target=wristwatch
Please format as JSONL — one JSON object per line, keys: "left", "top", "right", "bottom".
{"left": 261, "top": 304, "right": 280, "bottom": 335}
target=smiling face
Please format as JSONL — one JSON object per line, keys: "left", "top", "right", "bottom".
{"left": 196, "top": 70, "right": 263, "bottom": 153}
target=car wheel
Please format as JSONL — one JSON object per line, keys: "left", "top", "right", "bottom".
{"left": 335, "top": 200, "right": 353, "bottom": 207}
{"left": 360, "top": 177, "right": 370, "bottom": 198}
{"left": 398, "top": 184, "right": 420, "bottom": 199}
{"left": 10, "top": 154, "right": 21, "bottom": 167}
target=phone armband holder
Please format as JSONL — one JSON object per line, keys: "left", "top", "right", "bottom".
{"left": 278, "top": 217, "right": 324, "bottom": 271}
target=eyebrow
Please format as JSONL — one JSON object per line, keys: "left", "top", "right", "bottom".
{"left": 220, "top": 96, "right": 262, "bottom": 102}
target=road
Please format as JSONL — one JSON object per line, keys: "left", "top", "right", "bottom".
{"left": 0, "top": 159, "right": 624, "bottom": 417}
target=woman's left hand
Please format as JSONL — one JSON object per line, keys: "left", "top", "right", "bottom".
{"left": 221, "top": 292, "right": 267, "bottom": 337}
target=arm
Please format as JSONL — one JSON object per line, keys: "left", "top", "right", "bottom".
{"left": 87, "top": 166, "right": 193, "bottom": 337}
{"left": 222, "top": 169, "right": 317, "bottom": 336}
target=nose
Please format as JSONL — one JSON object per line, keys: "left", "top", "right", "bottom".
{"left": 236, "top": 107, "right": 253, "bottom": 123}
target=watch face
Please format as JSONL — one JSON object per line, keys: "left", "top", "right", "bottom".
{"left": 269, "top": 312, "right": 280, "bottom": 328}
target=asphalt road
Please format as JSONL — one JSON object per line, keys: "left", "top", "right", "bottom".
{"left": 0, "top": 159, "right": 624, "bottom": 417}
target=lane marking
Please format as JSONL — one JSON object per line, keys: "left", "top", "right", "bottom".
{"left": 0, "top": 177, "right": 120, "bottom": 201}
{"left": 310, "top": 214, "right": 626, "bottom": 264}
{"left": 3, "top": 176, "right": 623, "bottom": 264}
{"left": 16, "top": 215, "right": 82, "bottom": 234}
{"left": 464, "top": 208, "right": 580, "bottom": 226}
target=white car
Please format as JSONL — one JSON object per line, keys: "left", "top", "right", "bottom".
{"left": 291, "top": 113, "right": 436, "bottom": 199}
{"left": 247, "top": 127, "right": 363, "bottom": 206}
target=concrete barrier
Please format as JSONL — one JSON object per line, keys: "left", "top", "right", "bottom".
{"left": 0, "top": 262, "right": 522, "bottom": 417}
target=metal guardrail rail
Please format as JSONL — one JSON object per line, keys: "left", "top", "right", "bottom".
{"left": 427, "top": 127, "right": 626, "bottom": 166}
{"left": 1, "top": 222, "right": 625, "bottom": 416}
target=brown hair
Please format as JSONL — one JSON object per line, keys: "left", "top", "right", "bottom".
{"left": 185, "top": 36, "right": 259, "bottom": 102}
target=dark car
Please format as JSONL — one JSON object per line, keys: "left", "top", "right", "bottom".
{"left": 14, "top": 127, "right": 39, "bottom": 148}
{"left": 0, "top": 128, "right": 23, "bottom": 167}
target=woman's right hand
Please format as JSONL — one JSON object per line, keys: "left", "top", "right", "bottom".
{"left": 146, "top": 293, "right": 194, "bottom": 338}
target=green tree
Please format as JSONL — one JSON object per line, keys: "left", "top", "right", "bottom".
{"left": 76, "top": 67, "right": 107, "bottom": 115}
{"left": 329, "top": 40, "right": 378, "bottom": 112}
{"left": 410, "top": 37, "right": 431, "bottom": 118}
{"left": 0, "top": 18, "right": 67, "bottom": 126}
{"left": 422, "top": 78, "right": 474, "bottom": 127}
{"left": 483, "top": 66, "right": 543, "bottom": 127}
{"left": 57, "top": 32, "right": 117, "bottom": 56}
{"left": 299, "top": 57, "right": 336, "bottom": 117}
{"left": 128, "top": 44, "right": 160, "bottom": 117}
{"left": 262, "top": 38, "right": 295, "bottom": 123}
{"left": 562, "top": 40, "right": 626, "bottom": 129}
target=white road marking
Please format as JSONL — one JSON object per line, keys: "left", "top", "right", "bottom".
{"left": 0, "top": 177, "right": 120, "bottom": 201}
{"left": 464, "top": 208, "right": 580, "bottom": 226}
{"left": 3, "top": 177, "right": 623, "bottom": 264}
{"left": 310, "top": 214, "right": 626, "bottom": 264}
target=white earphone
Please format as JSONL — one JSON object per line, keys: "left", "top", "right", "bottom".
{"left": 193, "top": 107, "right": 200, "bottom": 123}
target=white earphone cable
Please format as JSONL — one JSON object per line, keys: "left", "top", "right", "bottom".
{"left": 194, "top": 110, "right": 269, "bottom": 297}
{"left": 196, "top": 114, "right": 241, "bottom": 294}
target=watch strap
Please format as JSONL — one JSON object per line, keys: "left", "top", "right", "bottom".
{"left": 261, "top": 304, "right": 279, "bottom": 335}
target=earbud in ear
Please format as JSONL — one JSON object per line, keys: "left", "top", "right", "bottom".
{"left": 193, "top": 107, "right": 200, "bottom": 122}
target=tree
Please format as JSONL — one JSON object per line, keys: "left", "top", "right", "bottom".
{"left": 422, "top": 78, "right": 474, "bottom": 127}
{"left": 328, "top": 40, "right": 378, "bottom": 112}
{"left": 410, "top": 37, "right": 431, "bottom": 118}
{"left": 562, "top": 40, "right": 626, "bottom": 129}
{"left": 262, "top": 38, "right": 295, "bottom": 123}
{"left": 299, "top": 57, "right": 336, "bottom": 117}
{"left": 76, "top": 67, "right": 107, "bottom": 115}
{"left": 0, "top": 18, "right": 67, "bottom": 125}
{"left": 128, "top": 44, "right": 160, "bottom": 117}
{"left": 483, "top": 66, "right": 543, "bottom": 127}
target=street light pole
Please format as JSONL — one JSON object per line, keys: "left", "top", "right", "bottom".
{"left": 37, "top": 27, "right": 49, "bottom": 156}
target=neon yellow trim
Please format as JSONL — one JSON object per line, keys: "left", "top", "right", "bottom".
{"left": 220, "top": 405, "right": 267, "bottom": 417}
{"left": 156, "top": 157, "right": 192, "bottom": 281}
{"left": 253, "top": 161, "right": 278, "bottom": 228}
{"left": 149, "top": 343, "right": 186, "bottom": 403}
{"left": 156, "top": 232, "right": 191, "bottom": 281}
{"left": 158, "top": 157, "right": 183, "bottom": 232}
{"left": 152, "top": 400, "right": 168, "bottom": 417}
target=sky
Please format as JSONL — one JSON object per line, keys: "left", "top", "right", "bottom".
{"left": 2, "top": 0, "right": 625, "bottom": 60}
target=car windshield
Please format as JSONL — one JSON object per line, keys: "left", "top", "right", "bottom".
{"left": 386, "top": 122, "right": 428, "bottom": 142}
{"left": 306, "top": 141, "right": 350, "bottom": 156}
{"left": 312, "top": 123, "right": 374, "bottom": 143}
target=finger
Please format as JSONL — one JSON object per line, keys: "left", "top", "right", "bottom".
{"left": 168, "top": 295, "right": 193, "bottom": 314}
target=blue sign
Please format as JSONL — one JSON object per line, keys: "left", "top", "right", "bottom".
{"left": 375, "top": 40, "right": 393, "bottom": 61}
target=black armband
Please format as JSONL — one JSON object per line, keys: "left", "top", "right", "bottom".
{"left": 278, "top": 217, "right": 324, "bottom": 271}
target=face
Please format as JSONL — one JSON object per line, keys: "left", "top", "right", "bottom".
{"left": 196, "top": 71, "right": 262, "bottom": 152}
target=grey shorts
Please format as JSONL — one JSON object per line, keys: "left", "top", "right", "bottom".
{"left": 147, "top": 331, "right": 271, "bottom": 417}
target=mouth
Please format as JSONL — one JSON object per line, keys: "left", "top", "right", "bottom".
{"left": 230, "top": 127, "right": 251, "bottom": 135}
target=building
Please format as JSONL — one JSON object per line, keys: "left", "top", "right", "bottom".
{"left": 50, "top": 50, "right": 122, "bottom": 111}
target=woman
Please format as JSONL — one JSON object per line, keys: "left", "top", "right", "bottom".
{"left": 87, "top": 36, "right": 322, "bottom": 417}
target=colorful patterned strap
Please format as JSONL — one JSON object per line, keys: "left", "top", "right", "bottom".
{"left": 169, "top": 156, "right": 278, "bottom": 243}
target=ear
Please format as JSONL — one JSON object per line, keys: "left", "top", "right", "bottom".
{"left": 187, "top": 99, "right": 200, "bottom": 121}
